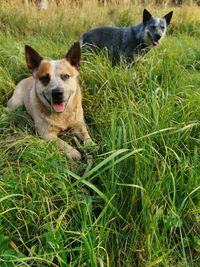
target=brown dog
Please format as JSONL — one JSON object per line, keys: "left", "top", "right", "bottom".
{"left": 7, "top": 42, "right": 94, "bottom": 160}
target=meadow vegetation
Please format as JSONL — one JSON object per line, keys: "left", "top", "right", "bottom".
{"left": 0, "top": 0, "right": 200, "bottom": 266}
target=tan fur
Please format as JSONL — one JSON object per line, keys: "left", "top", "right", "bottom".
{"left": 36, "top": 61, "right": 51, "bottom": 78}
{"left": 7, "top": 44, "right": 94, "bottom": 160}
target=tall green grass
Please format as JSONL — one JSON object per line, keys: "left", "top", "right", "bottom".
{"left": 0, "top": 1, "right": 200, "bottom": 266}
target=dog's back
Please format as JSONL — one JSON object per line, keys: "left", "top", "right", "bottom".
{"left": 80, "top": 26, "right": 124, "bottom": 50}
{"left": 80, "top": 25, "right": 139, "bottom": 62}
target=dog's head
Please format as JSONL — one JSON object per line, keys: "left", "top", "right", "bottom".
{"left": 143, "top": 9, "right": 173, "bottom": 46}
{"left": 25, "top": 42, "right": 81, "bottom": 113}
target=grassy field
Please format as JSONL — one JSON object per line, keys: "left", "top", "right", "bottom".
{"left": 0, "top": 1, "right": 200, "bottom": 266}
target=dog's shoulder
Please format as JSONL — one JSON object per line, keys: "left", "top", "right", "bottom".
{"left": 17, "top": 76, "right": 34, "bottom": 89}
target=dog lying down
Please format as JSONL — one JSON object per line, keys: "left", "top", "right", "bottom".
{"left": 80, "top": 9, "right": 173, "bottom": 64}
{"left": 6, "top": 42, "right": 95, "bottom": 160}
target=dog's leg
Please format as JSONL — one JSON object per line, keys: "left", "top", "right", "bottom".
{"left": 73, "top": 121, "right": 95, "bottom": 146}
{"left": 71, "top": 106, "right": 95, "bottom": 146}
{"left": 7, "top": 84, "right": 24, "bottom": 112}
{"left": 40, "top": 131, "right": 81, "bottom": 160}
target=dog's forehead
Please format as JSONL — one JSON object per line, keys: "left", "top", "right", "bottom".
{"left": 52, "top": 59, "right": 75, "bottom": 76}
{"left": 36, "top": 59, "right": 75, "bottom": 77}
{"left": 150, "top": 17, "right": 166, "bottom": 26}
{"left": 53, "top": 59, "right": 75, "bottom": 76}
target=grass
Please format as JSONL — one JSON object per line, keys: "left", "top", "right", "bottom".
{"left": 0, "top": 0, "right": 200, "bottom": 266}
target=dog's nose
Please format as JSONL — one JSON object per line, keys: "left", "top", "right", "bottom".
{"left": 155, "top": 34, "right": 161, "bottom": 40}
{"left": 52, "top": 88, "right": 64, "bottom": 102}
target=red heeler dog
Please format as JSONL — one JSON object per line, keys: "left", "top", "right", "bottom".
{"left": 7, "top": 42, "right": 95, "bottom": 160}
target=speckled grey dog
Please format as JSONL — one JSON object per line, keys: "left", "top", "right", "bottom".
{"left": 80, "top": 9, "right": 173, "bottom": 64}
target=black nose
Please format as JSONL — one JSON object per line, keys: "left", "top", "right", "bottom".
{"left": 155, "top": 34, "right": 161, "bottom": 41}
{"left": 52, "top": 88, "right": 63, "bottom": 102}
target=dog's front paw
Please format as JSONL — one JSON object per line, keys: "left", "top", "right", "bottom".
{"left": 83, "top": 138, "right": 99, "bottom": 153}
{"left": 84, "top": 138, "right": 96, "bottom": 147}
{"left": 67, "top": 147, "right": 81, "bottom": 161}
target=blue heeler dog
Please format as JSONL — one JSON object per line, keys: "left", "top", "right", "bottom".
{"left": 79, "top": 9, "right": 173, "bottom": 64}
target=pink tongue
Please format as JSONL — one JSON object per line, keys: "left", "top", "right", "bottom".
{"left": 53, "top": 102, "right": 65, "bottom": 113}
{"left": 153, "top": 40, "right": 160, "bottom": 46}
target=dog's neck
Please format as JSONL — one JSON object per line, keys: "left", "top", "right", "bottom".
{"left": 129, "top": 23, "right": 150, "bottom": 52}
{"left": 133, "top": 23, "right": 147, "bottom": 44}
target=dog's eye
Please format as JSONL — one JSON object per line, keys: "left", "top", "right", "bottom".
{"left": 61, "top": 74, "right": 70, "bottom": 81}
{"left": 160, "top": 26, "right": 165, "bottom": 30}
{"left": 39, "top": 73, "right": 50, "bottom": 86}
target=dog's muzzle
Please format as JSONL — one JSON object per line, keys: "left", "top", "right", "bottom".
{"left": 153, "top": 34, "right": 162, "bottom": 45}
{"left": 52, "top": 88, "right": 64, "bottom": 103}
{"left": 51, "top": 88, "right": 66, "bottom": 113}
{"left": 147, "top": 32, "right": 161, "bottom": 46}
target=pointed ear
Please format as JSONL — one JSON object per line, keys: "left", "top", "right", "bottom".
{"left": 143, "top": 9, "right": 152, "bottom": 24}
{"left": 65, "top": 42, "right": 81, "bottom": 70}
{"left": 163, "top": 11, "right": 173, "bottom": 26}
{"left": 25, "top": 45, "right": 43, "bottom": 73}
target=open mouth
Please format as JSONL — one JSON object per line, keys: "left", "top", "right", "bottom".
{"left": 152, "top": 40, "right": 160, "bottom": 46}
{"left": 52, "top": 102, "right": 66, "bottom": 113}
{"left": 43, "top": 93, "right": 68, "bottom": 113}
{"left": 147, "top": 32, "right": 160, "bottom": 46}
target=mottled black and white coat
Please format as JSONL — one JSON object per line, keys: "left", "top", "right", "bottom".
{"left": 79, "top": 9, "right": 173, "bottom": 64}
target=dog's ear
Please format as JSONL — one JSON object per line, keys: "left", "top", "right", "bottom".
{"left": 65, "top": 42, "right": 81, "bottom": 70}
{"left": 163, "top": 11, "right": 173, "bottom": 26}
{"left": 25, "top": 45, "right": 43, "bottom": 73}
{"left": 143, "top": 9, "right": 152, "bottom": 24}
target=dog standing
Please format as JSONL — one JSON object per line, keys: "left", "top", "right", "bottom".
{"left": 80, "top": 9, "right": 173, "bottom": 64}
{"left": 6, "top": 42, "right": 94, "bottom": 160}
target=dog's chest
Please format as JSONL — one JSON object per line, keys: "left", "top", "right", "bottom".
{"left": 47, "top": 111, "right": 76, "bottom": 132}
